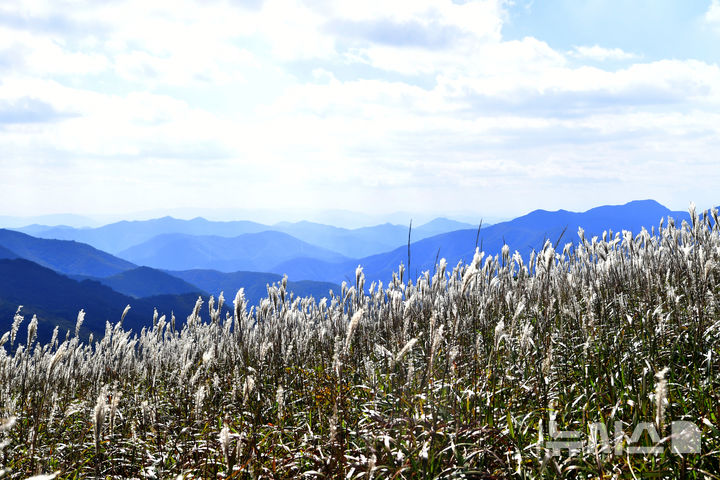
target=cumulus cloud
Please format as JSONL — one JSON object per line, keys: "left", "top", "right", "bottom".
{"left": 0, "top": 97, "right": 78, "bottom": 124}
{"left": 705, "top": 0, "right": 720, "bottom": 30}
{"left": 570, "top": 45, "right": 639, "bottom": 61}
{"left": 324, "top": 18, "right": 463, "bottom": 49}
{"left": 0, "top": 0, "right": 718, "bottom": 217}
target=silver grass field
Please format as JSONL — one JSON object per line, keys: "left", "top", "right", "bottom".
{"left": 1, "top": 206, "right": 719, "bottom": 478}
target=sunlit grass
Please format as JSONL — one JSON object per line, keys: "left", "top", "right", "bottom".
{"left": 1, "top": 206, "right": 719, "bottom": 478}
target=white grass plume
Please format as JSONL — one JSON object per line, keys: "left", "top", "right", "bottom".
{"left": 345, "top": 309, "right": 363, "bottom": 353}
{"left": 655, "top": 367, "right": 670, "bottom": 432}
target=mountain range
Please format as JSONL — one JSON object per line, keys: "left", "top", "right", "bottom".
{"left": 271, "top": 200, "right": 694, "bottom": 283}
{"left": 117, "top": 231, "right": 348, "bottom": 272}
{"left": 0, "top": 199, "right": 701, "bottom": 340}
{"left": 16, "top": 216, "right": 475, "bottom": 257}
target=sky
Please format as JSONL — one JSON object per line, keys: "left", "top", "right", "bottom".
{"left": 0, "top": 0, "right": 719, "bottom": 224}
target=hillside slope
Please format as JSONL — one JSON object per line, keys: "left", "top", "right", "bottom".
{"left": 17, "top": 217, "right": 474, "bottom": 258}
{"left": 117, "top": 231, "right": 348, "bottom": 272}
{"left": 0, "top": 229, "right": 136, "bottom": 276}
{"left": 73, "top": 266, "right": 206, "bottom": 298}
{"left": 0, "top": 259, "right": 213, "bottom": 343}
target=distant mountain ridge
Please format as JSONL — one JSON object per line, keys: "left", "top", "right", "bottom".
{"left": 0, "top": 213, "right": 98, "bottom": 229}
{"left": 0, "top": 226, "right": 339, "bottom": 322}
{"left": 14, "top": 217, "right": 268, "bottom": 254}
{"left": 4, "top": 200, "right": 698, "bottom": 287}
{"left": 0, "top": 229, "right": 136, "bottom": 277}
{"left": 15, "top": 216, "right": 475, "bottom": 257}
{"left": 272, "top": 200, "right": 695, "bottom": 284}
{"left": 117, "top": 231, "right": 349, "bottom": 272}
{"left": 412, "top": 217, "right": 477, "bottom": 238}
{"left": 0, "top": 200, "right": 703, "bottom": 340}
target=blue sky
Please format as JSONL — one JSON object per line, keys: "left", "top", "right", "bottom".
{"left": 504, "top": 1, "right": 720, "bottom": 63}
{"left": 0, "top": 0, "right": 719, "bottom": 223}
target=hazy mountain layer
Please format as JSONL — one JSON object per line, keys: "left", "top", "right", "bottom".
{"left": 72, "top": 266, "right": 206, "bottom": 299}
{"left": 0, "top": 229, "right": 135, "bottom": 277}
{"left": 16, "top": 217, "right": 474, "bottom": 257}
{"left": 117, "top": 231, "right": 348, "bottom": 272}
{"left": 14, "top": 217, "right": 268, "bottom": 254}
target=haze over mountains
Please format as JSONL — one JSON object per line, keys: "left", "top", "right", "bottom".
{"left": 117, "top": 231, "right": 349, "bottom": 272}
{"left": 17, "top": 216, "right": 475, "bottom": 257}
{"left": 0, "top": 200, "right": 700, "bottom": 340}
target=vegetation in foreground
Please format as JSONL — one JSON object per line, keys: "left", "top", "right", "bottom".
{"left": 1, "top": 206, "right": 719, "bottom": 479}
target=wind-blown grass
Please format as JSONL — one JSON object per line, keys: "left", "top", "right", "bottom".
{"left": 0, "top": 206, "right": 719, "bottom": 478}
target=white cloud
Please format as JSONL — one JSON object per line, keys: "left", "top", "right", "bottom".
{"left": 570, "top": 45, "right": 639, "bottom": 61}
{"left": 0, "top": 27, "right": 110, "bottom": 76}
{"left": 705, "top": 0, "right": 720, "bottom": 30}
{"left": 0, "top": 0, "right": 718, "bottom": 218}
